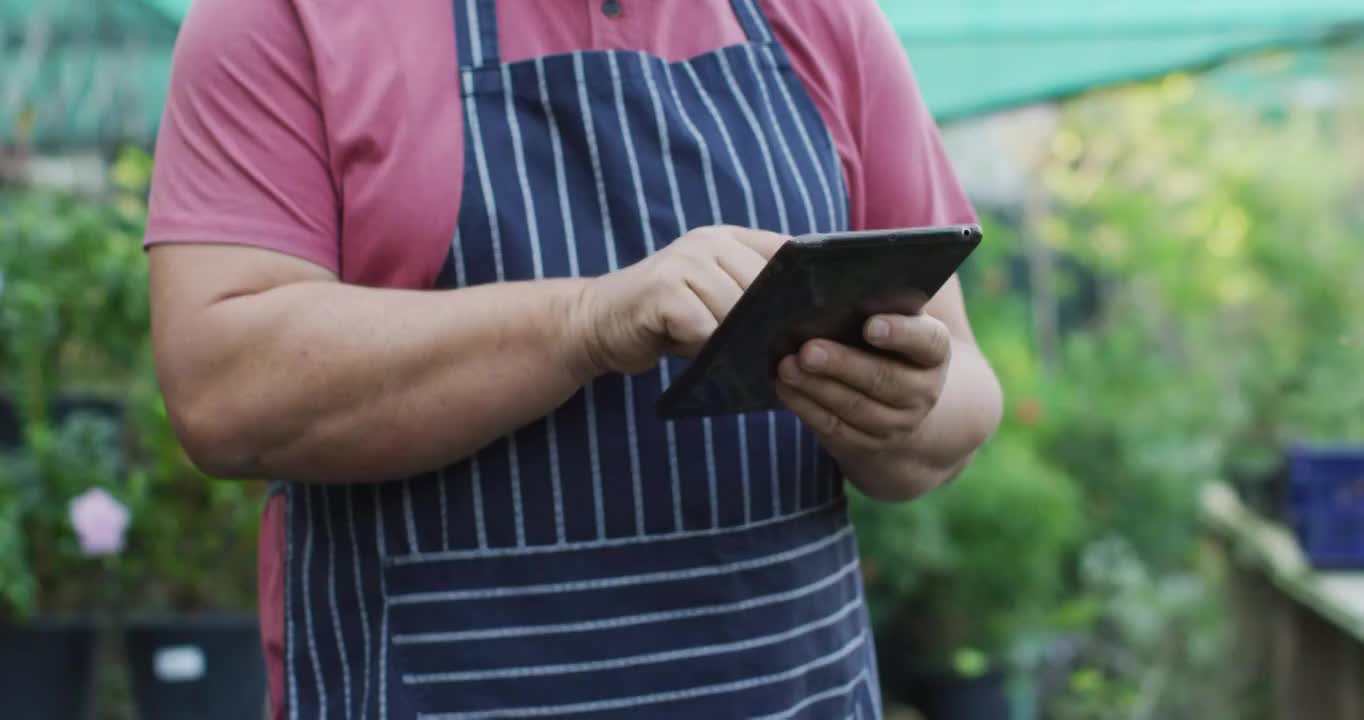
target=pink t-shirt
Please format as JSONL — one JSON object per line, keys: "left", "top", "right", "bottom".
{"left": 145, "top": 0, "right": 974, "bottom": 715}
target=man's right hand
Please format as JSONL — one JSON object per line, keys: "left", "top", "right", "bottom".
{"left": 574, "top": 226, "right": 789, "bottom": 377}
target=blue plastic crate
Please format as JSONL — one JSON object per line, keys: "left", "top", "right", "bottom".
{"left": 1287, "top": 445, "right": 1364, "bottom": 569}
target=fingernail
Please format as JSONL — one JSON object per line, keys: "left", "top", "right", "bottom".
{"left": 867, "top": 318, "right": 891, "bottom": 342}
{"left": 804, "top": 345, "right": 828, "bottom": 369}
{"left": 779, "top": 358, "right": 801, "bottom": 383}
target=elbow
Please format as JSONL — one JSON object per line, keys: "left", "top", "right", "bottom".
{"left": 926, "top": 363, "right": 1005, "bottom": 487}
{"left": 977, "top": 366, "right": 1006, "bottom": 447}
{"left": 163, "top": 386, "right": 262, "bottom": 480}
{"left": 854, "top": 477, "right": 937, "bottom": 504}
{"left": 855, "top": 453, "right": 973, "bottom": 503}
{"left": 957, "top": 346, "right": 1006, "bottom": 459}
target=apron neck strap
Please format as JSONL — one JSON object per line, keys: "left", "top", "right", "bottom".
{"left": 730, "top": 0, "right": 778, "bottom": 45}
{"left": 454, "top": 0, "right": 501, "bottom": 70}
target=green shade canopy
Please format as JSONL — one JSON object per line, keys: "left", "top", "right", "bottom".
{"left": 2, "top": 0, "right": 1362, "bottom": 148}
{"left": 884, "top": 0, "right": 1364, "bottom": 120}
{"left": 1, "top": 0, "right": 178, "bottom": 148}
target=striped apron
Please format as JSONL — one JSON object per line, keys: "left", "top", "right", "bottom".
{"left": 284, "top": 0, "right": 881, "bottom": 717}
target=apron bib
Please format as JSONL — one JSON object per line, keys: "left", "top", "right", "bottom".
{"left": 285, "top": 1, "right": 881, "bottom": 716}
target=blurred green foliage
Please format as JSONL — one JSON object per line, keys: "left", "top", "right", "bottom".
{"left": 0, "top": 148, "right": 262, "bottom": 620}
{"left": 857, "top": 63, "right": 1364, "bottom": 717}
{"left": 0, "top": 46, "right": 1359, "bottom": 720}
{"left": 1044, "top": 538, "right": 1256, "bottom": 720}
{"left": 856, "top": 432, "right": 1083, "bottom": 675}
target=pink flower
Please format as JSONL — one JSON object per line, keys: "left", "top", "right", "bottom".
{"left": 69, "top": 488, "right": 129, "bottom": 556}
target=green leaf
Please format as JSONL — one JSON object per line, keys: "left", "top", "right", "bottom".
{"left": 952, "top": 647, "right": 991, "bottom": 678}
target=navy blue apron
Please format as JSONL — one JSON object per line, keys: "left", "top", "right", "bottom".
{"left": 285, "top": 1, "right": 881, "bottom": 716}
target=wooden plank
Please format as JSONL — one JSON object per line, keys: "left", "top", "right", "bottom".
{"left": 1202, "top": 483, "right": 1364, "bottom": 644}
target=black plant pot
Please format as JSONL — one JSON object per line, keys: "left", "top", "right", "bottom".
{"left": 1227, "top": 458, "right": 1288, "bottom": 523}
{"left": 51, "top": 393, "right": 125, "bottom": 428}
{"left": 909, "top": 669, "right": 1012, "bottom": 720}
{"left": 0, "top": 393, "right": 21, "bottom": 449}
{"left": 0, "top": 619, "right": 96, "bottom": 720}
{"left": 0, "top": 391, "right": 126, "bottom": 463}
{"left": 125, "top": 614, "right": 266, "bottom": 720}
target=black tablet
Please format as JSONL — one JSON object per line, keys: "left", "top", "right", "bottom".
{"left": 655, "top": 224, "right": 982, "bottom": 418}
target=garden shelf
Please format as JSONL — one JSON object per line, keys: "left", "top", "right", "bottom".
{"left": 1201, "top": 482, "right": 1364, "bottom": 720}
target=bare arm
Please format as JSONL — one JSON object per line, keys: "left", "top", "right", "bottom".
{"left": 150, "top": 244, "right": 596, "bottom": 483}
{"left": 151, "top": 226, "right": 785, "bottom": 484}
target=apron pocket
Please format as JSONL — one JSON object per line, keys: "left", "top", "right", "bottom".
{"left": 381, "top": 503, "right": 870, "bottom": 718}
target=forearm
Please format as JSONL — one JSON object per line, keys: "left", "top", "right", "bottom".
{"left": 842, "top": 339, "right": 1002, "bottom": 500}
{"left": 160, "top": 279, "right": 595, "bottom": 483}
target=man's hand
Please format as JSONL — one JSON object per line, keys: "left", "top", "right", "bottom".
{"left": 578, "top": 234, "right": 1001, "bottom": 501}
{"left": 575, "top": 225, "right": 788, "bottom": 376}
{"left": 774, "top": 313, "right": 956, "bottom": 490}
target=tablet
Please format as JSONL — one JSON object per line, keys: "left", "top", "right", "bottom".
{"left": 655, "top": 224, "right": 981, "bottom": 418}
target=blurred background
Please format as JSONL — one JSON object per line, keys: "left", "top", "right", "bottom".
{"left": 2, "top": 1, "right": 1363, "bottom": 719}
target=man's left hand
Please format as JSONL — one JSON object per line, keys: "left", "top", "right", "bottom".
{"left": 774, "top": 313, "right": 951, "bottom": 460}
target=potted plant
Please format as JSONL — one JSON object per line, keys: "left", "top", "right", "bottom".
{"left": 1, "top": 388, "right": 266, "bottom": 720}
{"left": 0, "top": 404, "right": 134, "bottom": 720}
{"left": 1, "top": 153, "right": 151, "bottom": 718}
{"left": 854, "top": 433, "right": 1083, "bottom": 720}
{"left": 1, "top": 150, "right": 266, "bottom": 717}
{"left": 120, "top": 377, "right": 268, "bottom": 720}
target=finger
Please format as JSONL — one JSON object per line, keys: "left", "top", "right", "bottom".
{"left": 682, "top": 258, "right": 745, "bottom": 323}
{"left": 726, "top": 227, "right": 790, "bottom": 260}
{"left": 662, "top": 289, "right": 719, "bottom": 356}
{"left": 864, "top": 314, "right": 953, "bottom": 368}
{"left": 796, "top": 340, "right": 925, "bottom": 410}
{"left": 714, "top": 241, "right": 770, "bottom": 291}
{"left": 777, "top": 356, "right": 912, "bottom": 438}
{"left": 774, "top": 381, "right": 883, "bottom": 453}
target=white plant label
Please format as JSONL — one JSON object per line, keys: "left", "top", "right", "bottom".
{"left": 153, "top": 645, "right": 206, "bottom": 683}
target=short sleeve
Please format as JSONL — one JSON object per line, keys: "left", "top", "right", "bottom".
{"left": 145, "top": 0, "right": 340, "bottom": 273}
{"left": 844, "top": 2, "right": 976, "bottom": 231}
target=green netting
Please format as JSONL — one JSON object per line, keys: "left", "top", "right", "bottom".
{"left": 1, "top": 0, "right": 178, "bottom": 148}
{"left": 3, "top": 0, "right": 1363, "bottom": 148}
{"left": 883, "top": 0, "right": 1364, "bottom": 120}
